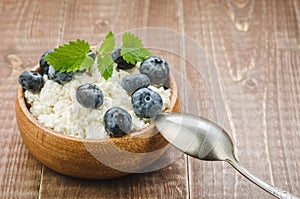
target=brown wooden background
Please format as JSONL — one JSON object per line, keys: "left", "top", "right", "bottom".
{"left": 1, "top": 0, "right": 300, "bottom": 198}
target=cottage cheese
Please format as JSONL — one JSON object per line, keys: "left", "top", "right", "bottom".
{"left": 25, "top": 64, "right": 171, "bottom": 139}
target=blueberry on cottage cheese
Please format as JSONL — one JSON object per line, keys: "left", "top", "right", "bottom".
{"left": 18, "top": 70, "right": 45, "bottom": 92}
{"left": 87, "top": 49, "right": 96, "bottom": 60}
{"left": 132, "top": 88, "right": 163, "bottom": 118}
{"left": 39, "top": 49, "right": 54, "bottom": 75}
{"left": 76, "top": 83, "right": 104, "bottom": 109}
{"left": 104, "top": 107, "right": 132, "bottom": 137}
{"left": 140, "top": 56, "right": 169, "bottom": 85}
{"left": 121, "top": 74, "right": 150, "bottom": 95}
{"left": 48, "top": 66, "right": 74, "bottom": 84}
{"left": 110, "top": 48, "right": 136, "bottom": 70}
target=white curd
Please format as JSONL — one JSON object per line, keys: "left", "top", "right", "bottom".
{"left": 25, "top": 64, "right": 171, "bottom": 139}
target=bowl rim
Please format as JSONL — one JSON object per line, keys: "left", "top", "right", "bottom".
{"left": 17, "top": 64, "right": 178, "bottom": 143}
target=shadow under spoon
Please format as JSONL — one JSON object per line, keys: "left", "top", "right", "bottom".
{"left": 155, "top": 113, "right": 299, "bottom": 199}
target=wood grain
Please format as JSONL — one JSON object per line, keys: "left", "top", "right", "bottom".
{"left": 0, "top": 0, "right": 299, "bottom": 198}
{"left": 38, "top": 0, "right": 188, "bottom": 198}
{"left": 183, "top": 0, "right": 300, "bottom": 198}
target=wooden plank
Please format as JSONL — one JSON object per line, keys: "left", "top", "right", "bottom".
{"left": 38, "top": 157, "right": 186, "bottom": 198}
{"left": 0, "top": 1, "right": 64, "bottom": 198}
{"left": 38, "top": 0, "right": 188, "bottom": 198}
{"left": 183, "top": 0, "right": 300, "bottom": 198}
{"left": 1, "top": 0, "right": 299, "bottom": 198}
{"left": 271, "top": 0, "right": 300, "bottom": 195}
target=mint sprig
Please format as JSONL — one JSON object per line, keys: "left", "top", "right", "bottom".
{"left": 97, "top": 54, "right": 114, "bottom": 80}
{"left": 121, "top": 32, "right": 152, "bottom": 64}
{"left": 97, "top": 31, "right": 115, "bottom": 80}
{"left": 44, "top": 39, "right": 94, "bottom": 72}
{"left": 97, "top": 31, "right": 115, "bottom": 54}
{"left": 44, "top": 31, "right": 150, "bottom": 80}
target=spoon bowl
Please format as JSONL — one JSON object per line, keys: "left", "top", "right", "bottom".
{"left": 155, "top": 113, "right": 234, "bottom": 161}
{"left": 155, "top": 112, "right": 299, "bottom": 199}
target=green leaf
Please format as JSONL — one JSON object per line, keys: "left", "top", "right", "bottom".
{"left": 98, "top": 31, "right": 115, "bottom": 54}
{"left": 95, "top": 31, "right": 115, "bottom": 80}
{"left": 43, "top": 31, "right": 152, "bottom": 81}
{"left": 121, "top": 32, "right": 152, "bottom": 64}
{"left": 44, "top": 39, "right": 94, "bottom": 72}
{"left": 97, "top": 54, "right": 114, "bottom": 80}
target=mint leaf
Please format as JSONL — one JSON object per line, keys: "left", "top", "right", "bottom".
{"left": 121, "top": 32, "right": 152, "bottom": 64}
{"left": 98, "top": 31, "right": 115, "bottom": 54}
{"left": 45, "top": 39, "right": 94, "bottom": 72}
{"left": 43, "top": 31, "right": 152, "bottom": 81}
{"left": 97, "top": 54, "right": 113, "bottom": 80}
{"left": 95, "top": 31, "right": 115, "bottom": 80}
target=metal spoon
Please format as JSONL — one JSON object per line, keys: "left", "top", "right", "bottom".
{"left": 155, "top": 112, "right": 299, "bottom": 199}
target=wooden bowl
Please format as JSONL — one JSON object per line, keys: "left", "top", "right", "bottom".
{"left": 15, "top": 65, "right": 180, "bottom": 179}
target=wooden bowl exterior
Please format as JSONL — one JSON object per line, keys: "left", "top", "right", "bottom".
{"left": 15, "top": 69, "right": 180, "bottom": 179}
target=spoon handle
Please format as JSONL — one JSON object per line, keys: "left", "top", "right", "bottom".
{"left": 226, "top": 157, "right": 299, "bottom": 199}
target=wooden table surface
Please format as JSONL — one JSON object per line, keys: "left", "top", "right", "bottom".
{"left": 1, "top": 0, "right": 300, "bottom": 198}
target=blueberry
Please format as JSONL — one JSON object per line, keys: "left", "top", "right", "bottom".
{"left": 140, "top": 56, "right": 169, "bottom": 85}
{"left": 18, "top": 70, "right": 45, "bottom": 92}
{"left": 132, "top": 88, "right": 163, "bottom": 118}
{"left": 104, "top": 107, "right": 132, "bottom": 137}
{"left": 39, "top": 49, "right": 54, "bottom": 75}
{"left": 87, "top": 49, "right": 96, "bottom": 60}
{"left": 121, "top": 74, "right": 150, "bottom": 95}
{"left": 76, "top": 69, "right": 87, "bottom": 74}
{"left": 76, "top": 83, "right": 103, "bottom": 109}
{"left": 48, "top": 66, "right": 74, "bottom": 84}
{"left": 110, "top": 48, "right": 136, "bottom": 70}
{"left": 163, "top": 77, "right": 170, "bottom": 90}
